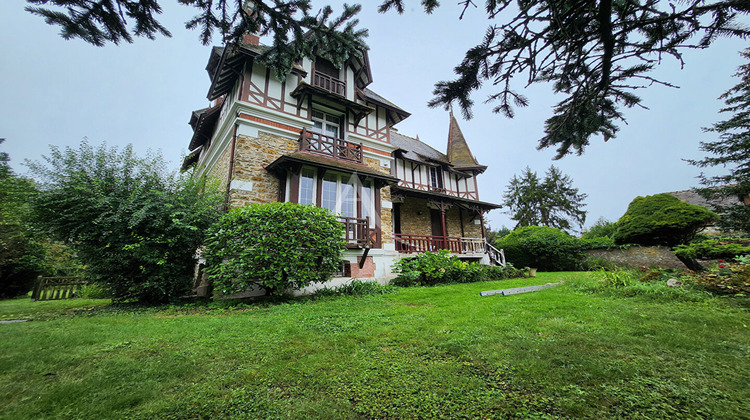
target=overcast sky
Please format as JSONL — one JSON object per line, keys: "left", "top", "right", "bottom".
{"left": 1, "top": 1, "right": 747, "bottom": 232}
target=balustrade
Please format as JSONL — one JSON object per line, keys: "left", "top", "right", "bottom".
{"left": 299, "top": 129, "right": 363, "bottom": 163}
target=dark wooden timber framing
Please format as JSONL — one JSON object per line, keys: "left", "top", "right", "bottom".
{"left": 223, "top": 123, "right": 239, "bottom": 210}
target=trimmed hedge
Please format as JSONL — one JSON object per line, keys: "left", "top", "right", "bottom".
{"left": 496, "top": 226, "right": 584, "bottom": 271}
{"left": 204, "top": 202, "right": 346, "bottom": 296}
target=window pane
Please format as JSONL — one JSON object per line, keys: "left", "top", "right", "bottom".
{"left": 322, "top": 174, "right": 337, "bottom": 213}
{"left": 299, "top": 168, "right": 315, "bottom": 205}
{"left": 362, "top": 182, "right": 372, "bottom": 222}
{"left": 325, "top": 124, "right": 338, "bottom": 137}
{"left": 341, "top": 181, "right": 355, "bottom": 218}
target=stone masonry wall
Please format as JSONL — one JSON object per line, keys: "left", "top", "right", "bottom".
{"left": 380, "top": 187, "right": 393, "bottom": 246}
{"left": 585, "top": 246, "right": 687, "bottom": 270}
{"left": 399, "top": 197, "right": 484, "bottom": 239}
{"left": 229, "top": 132, "right": 297, "bottom": 207}
{"left": 445, "top": 207, "right": 483, "bottom": 238}
{"left": 399, "top": 197, "right": 432, "bottom": 235}
{"left": 207, "top": 143, "right": 232, "bottom": 188}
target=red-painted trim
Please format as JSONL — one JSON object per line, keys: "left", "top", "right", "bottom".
{"left": 237, "top": 113, "right": 302, "bottom": 133}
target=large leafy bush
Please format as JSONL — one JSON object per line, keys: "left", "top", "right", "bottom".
{"left": 391, "top": 250, "right": 524, "bottom": 287}
{"left": 27, "top": 141, "right": 222, "bottom": 303}
{"left": 613, "top": 193, "right": 717, "bottom": 247}
{"left": 204, "top": 202, "right": 346, "bottom": 296}
{"left": 496, "top": 226, "right": 584, "bottom": 271}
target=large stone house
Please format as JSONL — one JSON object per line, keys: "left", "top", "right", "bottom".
{"left": 183, "top": 35, "right": 503, "bottom": 284}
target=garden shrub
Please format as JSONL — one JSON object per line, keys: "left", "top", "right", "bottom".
{"left": 673, "top": 238, "right": 750, "bottom": 260}
{"left": 582, "top": 217, "right": 617, "bottom": 240}
{"left": 613, "top": 193, "right": 717, "bottom": 247}
{"left": 391, "top": 250, "right": 525, "bottom": 287}
{"left": 204, "top": 202, "right": 346, "bottom": 296}
{"left": 314, "top": 279, "right": 396, "bottom": 297}
{"left": 391, "top": 250, "right": 455, "bottom": 287}
{"left": 496, "top": 226, "right": 584, "bottom": 271}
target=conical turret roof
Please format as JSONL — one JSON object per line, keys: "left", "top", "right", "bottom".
{"left": 447, "top": 112, "right": 485, "bottom": 172}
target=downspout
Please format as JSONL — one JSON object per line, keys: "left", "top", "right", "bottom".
{"left": 224, "top": 123, "right": 239, "bottom": 211}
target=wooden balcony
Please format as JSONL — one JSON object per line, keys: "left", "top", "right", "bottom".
{"left": 313, "top": 72, "right": 346, "bottom": 96}
{"left": 341, "top": 216, "right": 377, "bottom": 248}
{"left": 299, "top": 128, "right": 363, "bottom": 163}
{"left": 394, "top": 234, "right": 486, "bottom": 254}
{"left": 396, "top": 180, "right": 478, "bottom": 200}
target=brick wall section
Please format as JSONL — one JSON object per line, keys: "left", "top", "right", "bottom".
{"left": 229, "top": 132, "right": 297, "bottom": 207}
{"left": 348, "top": 257, "right": 375, "bottom": 277}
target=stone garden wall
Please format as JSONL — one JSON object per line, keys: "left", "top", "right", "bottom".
{"left": 586, "top": 246, "right": 687, "bottom": 270}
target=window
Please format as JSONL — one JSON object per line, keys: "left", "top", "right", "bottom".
{"left": 299, "top": 168, "right": 315, "bottom": 205}
{"left": 361, "top": 181, "right": 373, "bottom": 222}
{"left": 322, "top": 173, "right": 337, "bottom": 213}
{"left": 429, "top": 166, "right": 442, "bottom": 189}
{"left": 298, "top": 168, "right": 373, "bottom": 220}
{"left": 312, "top": 110, "right": 340, "bottom": 138}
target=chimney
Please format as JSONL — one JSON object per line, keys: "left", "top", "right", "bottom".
{"left": 242, "top": 33, "right": 260, "bottom": 46}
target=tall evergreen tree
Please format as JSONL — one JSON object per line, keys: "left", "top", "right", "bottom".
{"left": 25, "top": 0, "right": 368, "bottom": 82}
{"left": 687, "top": 48, "right": 750, "bottom": 233}
{"left": 27, "top": 1, "right": 750, "bottom": 157}
{"left": 502, "top": 165, "right": 587, "bottom": 233}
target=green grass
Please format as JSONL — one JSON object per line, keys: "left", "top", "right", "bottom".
{"left": 1, "top": 272, "right": 749, "bottom": 419}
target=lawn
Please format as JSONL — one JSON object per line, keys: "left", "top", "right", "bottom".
{"left": 1, "top": 272, "right": 748, "bottom": 419}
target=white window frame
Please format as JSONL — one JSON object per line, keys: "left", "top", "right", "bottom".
{"left": 297, "top": 168, "right": 373, "bottom": 220}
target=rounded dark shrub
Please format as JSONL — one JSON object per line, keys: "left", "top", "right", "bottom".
{"left": 613, "top": 193, "right": 717, "bottom": 247}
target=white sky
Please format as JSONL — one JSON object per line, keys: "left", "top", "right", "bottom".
{"left": 1, "top": 1, "right": 747, "bottom": 232}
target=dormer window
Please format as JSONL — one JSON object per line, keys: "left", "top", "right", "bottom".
{"left": 313, "top": 57, "right": 345, "bottom": 96}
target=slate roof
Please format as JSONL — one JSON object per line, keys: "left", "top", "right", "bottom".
{"left": 390, "top": 131, "right": 448, "bottom": 164}
{"left": 668, "top": 188, "right": 740, "bottom": 210}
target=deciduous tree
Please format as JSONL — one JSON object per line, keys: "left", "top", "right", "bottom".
{"left": 502, "top": 165, "right": 587, "bottom": 233}
{"left": 687, "top": 47, "right": 750, "bottom": 233}
{"left": 27, "top": 141, "right": 223, "bottom": 303}
{"left": 0, "top": 139, "right": 45, "bottom": 298}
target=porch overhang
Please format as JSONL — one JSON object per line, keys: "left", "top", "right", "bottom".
{"left": 188, "top": 102, "right": 222, "bottom": 151}
{"left": 290, "top": 82, "right": 374, "bottom": 125}
{"left": 266, "top": 152, "right": 399, "bottom": 188}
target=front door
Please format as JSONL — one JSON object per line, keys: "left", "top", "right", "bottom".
{"left": 430, "top": 209, "right": 446, "bottom": 250}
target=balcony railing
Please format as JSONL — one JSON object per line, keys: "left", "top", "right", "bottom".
{"left": 313, "top": 72, "right": 346, "bottom": 96}
{"left": 397, "top": 180, "right": 478, "bottom": 200}
{"left": 341, "top": 216, "right": 374, "bottom": 248}
{"left": 394, "top": 234, "right": 487, "bottom": 254}
{"left": 299, "top": 128, "right": 363, "bottom": 163}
